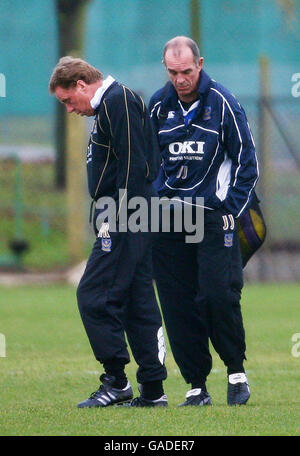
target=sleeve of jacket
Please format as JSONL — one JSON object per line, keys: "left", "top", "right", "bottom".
{"left": 222, "top": 96, "right": 259, "bottom": 218}
{"left": 148, "top": 94, "right": 161, "bottom": 136}
{"left": 103, "top": 87, "right": 150, "bottom": 200}
{"left": 141, "top": 101, "right": 161, "bottom": 182}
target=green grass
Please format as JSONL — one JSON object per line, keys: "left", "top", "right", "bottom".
{"left": 0, "top": 283, "right": 299, "bottom": 436}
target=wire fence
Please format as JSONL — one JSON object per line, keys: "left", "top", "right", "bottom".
{"left": 0, "top": 95, "right": 299, "bottom": 273}
{"left": 240, "top": 96, "right": 300, "bottom": 248}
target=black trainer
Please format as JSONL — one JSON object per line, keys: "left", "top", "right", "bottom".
{"left": 77, "top": 374, "right": 133, "bottom": 408}
{"left": 118, "top": 384, "right": 168, "bottom": 407}
{"left": 178, "top": 388, "right": 213, "bottom": 406}
{"left": 120, "top": 394, "right": 168, "bottom": 407}
{"left": 227, "top": 373, "right": 250, "bottom": 406}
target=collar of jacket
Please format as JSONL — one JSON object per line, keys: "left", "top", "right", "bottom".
{"left": 160, "top": 70, "right": 212, "bottom": 115}
{"left": 93, "top": 79, "right": 118, "bottom": 113}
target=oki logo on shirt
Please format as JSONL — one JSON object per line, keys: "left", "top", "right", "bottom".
{"left": 169, "top": 141, "right": 205, "bottom": 155}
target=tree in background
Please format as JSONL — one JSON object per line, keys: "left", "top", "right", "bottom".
{"left": 55, "top": 0, "right": 91, "bottom": 189}
{"left": 54, "top": 0, "right": 91, "bottom": 263}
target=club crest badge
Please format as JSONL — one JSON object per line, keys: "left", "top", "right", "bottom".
{"left": 203, "top": 106, "right": 211, "bottom": 121}
{"left": 101, "top": 238, "right": 112, "bottom": 252}
{"left": 98, "top": 222, "right": 112, "bottom": 252}
{"left": 224, "top": 233, "right": 233, "bottom": 247}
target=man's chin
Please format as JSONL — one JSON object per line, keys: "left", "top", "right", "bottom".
{"left": 77, "top": 111, "right": 94, "bottom": 117}
{"left": 176, "top": 88, "right": 191, "bottom": 97}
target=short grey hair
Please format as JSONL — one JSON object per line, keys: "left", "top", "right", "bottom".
{"left": 162, "top": 36, "right": 201, "bottom": 65}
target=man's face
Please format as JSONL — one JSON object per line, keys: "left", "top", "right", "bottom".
{"left": 55, "top": 80, "right": 95, "bottom": 117}
{"left": 164, "top": 46, "right": 203, "bottom": 102}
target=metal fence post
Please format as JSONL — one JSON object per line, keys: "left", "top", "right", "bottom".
{"left": 258, "top": 55, "right": 272, "bottom": 280}
{"left": 190, "top": 0, "right": 201, "bottom": 49}
{"left": 66, "top": 113, "right": 86, "bottom": 264}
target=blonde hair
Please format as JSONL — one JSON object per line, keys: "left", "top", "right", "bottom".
{"left": 49, "top": 56, "right": 103, "bottom": 93}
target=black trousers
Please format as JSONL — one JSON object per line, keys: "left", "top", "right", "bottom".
{"left": 152, "top": 208, "right": 246, "bottom": 385}
{"left": 77, "top": 230, "right": 167, "bottom": 385}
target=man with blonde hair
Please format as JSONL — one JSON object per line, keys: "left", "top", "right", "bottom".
{"left": 49, "top": 56, "right": 167, "bottom": 408}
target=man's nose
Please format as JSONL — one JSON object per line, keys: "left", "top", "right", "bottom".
{"left": 176, "top": 75, "right": 185, "bottom": 84}
{"left": 66, "top": 105, "right": 74, "bottom": 113}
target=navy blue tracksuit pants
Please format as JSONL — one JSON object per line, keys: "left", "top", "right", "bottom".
{"left": 152, "top": 208, "right": 246, "bottom": 385}
{"left": 77, "top": 230, "right": 167, "bottom": 385}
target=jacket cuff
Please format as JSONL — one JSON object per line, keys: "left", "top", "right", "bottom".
{"left": 207, "top": 194, "right": 223, "bottom": 209}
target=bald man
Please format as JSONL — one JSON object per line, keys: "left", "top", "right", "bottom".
{"left": 149, "top": 37, "right": 258, "bottom": 406}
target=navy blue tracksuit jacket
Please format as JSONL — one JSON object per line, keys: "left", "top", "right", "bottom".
{"left": 77, "top": 78, "right": 167, "bottom": 384}
{"left": 149, "top": 71, "right": 259, "bottom": 385}
{"left": 149, "top": 70, "right": 259, "bottom": 217}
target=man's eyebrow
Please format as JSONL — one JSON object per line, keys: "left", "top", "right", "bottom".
{"left": 167, "top": 68, "right": 192, "bottom": 73}
{"left": 58, "top": 97, "right": 70, "bottom": 104}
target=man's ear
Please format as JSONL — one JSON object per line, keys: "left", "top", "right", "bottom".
{"left": 197, "top": 57, "right": 204, "bottom": 70}
{"left": 76, "top": 79, "right": 88, "bottom": 91}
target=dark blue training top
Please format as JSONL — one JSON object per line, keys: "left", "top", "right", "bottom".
{"left": 149, "top": 70, "right": 259, "bottom": 217}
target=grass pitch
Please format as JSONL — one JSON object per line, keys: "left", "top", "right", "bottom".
{"left": 0, "top": 283, "right": 299, "bottom": 436}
